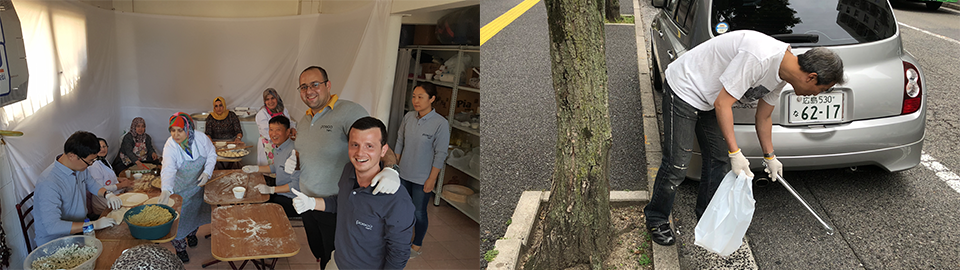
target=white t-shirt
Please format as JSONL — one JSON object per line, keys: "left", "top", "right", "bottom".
{"left": 665, "top": 30, "right": 789, "bottom": 111}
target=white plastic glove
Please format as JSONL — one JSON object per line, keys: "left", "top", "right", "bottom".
{"left": 728, "top": 149, "right": 754, "bottom": 178}
{"left": 370, "top": 167, "right": 400, "bottom": 195}
{"left": 197, "top": 172, "right": 210, "bottom": 186}
{"left": 763, "top": 156, "right": 783, "bottom": 181}
{"left": 93, "top": 217, "right": 117, "bottom": 230}
{"left": 158, "top": 190, "right": 172, "bottom": 205}
{"left": 284, "top": 150, "right": 298, "bottom": 174}
{"left": 290, "top": 188, "right": 316, "bottom": 214}
{"left": 242, "top": 165, "right": 259, "bottom": 173}
{"left": 104, "top": 184, "right": 118, "bottom": 192}
{"left": 255, "top": 184, "right": 275, "bottom": 194}
{"left": 104, "top": 193, "right": 122, "bottom": 210}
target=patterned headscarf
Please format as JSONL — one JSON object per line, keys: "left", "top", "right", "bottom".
{"left": 130, "top": 117, "right": 147, "bottom": 143}
{"left": 263, "top": 88, "right": 285, "bottom": 118}
{"left": 211, "top": 96, "right": 228, "bottom": 121}
{"left": 169, "top": 112, "right": 195, "bottom": 158}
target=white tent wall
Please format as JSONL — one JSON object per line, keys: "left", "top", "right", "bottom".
{"left": 0, "top": 0, "right": 399, "bottom": 267}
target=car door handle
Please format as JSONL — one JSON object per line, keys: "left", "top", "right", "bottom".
{"left": 667, "top": 50, "right": 676, "bottom": 60}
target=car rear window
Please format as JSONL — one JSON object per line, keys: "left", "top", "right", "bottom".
{"left": 711, "top": 0, "right": 898, "bottom": 46}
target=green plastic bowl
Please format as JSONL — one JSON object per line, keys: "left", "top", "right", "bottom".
{"left": 124, "top": 204, "right": 178, "bottom": 240}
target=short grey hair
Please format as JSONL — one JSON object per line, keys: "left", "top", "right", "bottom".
{"left": 797, "top": 47, "right": 846, "bottom": 86}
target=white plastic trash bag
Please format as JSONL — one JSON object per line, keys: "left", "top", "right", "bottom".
{"left": 694, "top": 170, "right": 756, "bottom": 256}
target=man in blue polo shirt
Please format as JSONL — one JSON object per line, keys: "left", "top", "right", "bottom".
{"left": 291, "top": 117, "right": 414, "bottom": 269}
{"left": 244, "top": 115, "right": 301, "bottom": 217}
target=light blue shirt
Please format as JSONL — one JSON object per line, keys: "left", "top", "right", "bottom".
{"left": 269, "top": 138, "right": 300, "bottom": 198}
{"left": 34, "top": 157, "right": 102, "bottom": 246}
{"left": 395, "top": 109, "right": 450, "bottom": 185}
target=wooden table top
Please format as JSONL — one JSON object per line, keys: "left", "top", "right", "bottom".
{"left": 203, "top": 170, "right": 269, "bottom": 205}
{"left": 211, "top": 204, "right": 299, "bottom": 261}
{"left": 96, "top": 194, "right": 183, "bottom": 243}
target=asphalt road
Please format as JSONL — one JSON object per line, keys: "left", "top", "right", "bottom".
{"left": 635, "top": 1, "right": 960, "bottom": 269}
{"left": 480, "top": 0, "right": 646, "bottom": 266}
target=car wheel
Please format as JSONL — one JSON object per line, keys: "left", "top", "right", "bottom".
{"left": 925, "top": 1, "right": 942, "bottom": 10}
{"left": 651, "top": 51, "right": 663, "bottom": 92}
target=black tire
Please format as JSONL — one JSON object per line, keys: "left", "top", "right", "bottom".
{"left": 651, "top": 49, "right": 664, "bottom": 92}
{"left": 926, "top": 2, "right": 942, "bottom": 10}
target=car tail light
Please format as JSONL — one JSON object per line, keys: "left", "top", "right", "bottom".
{"left": 902, "top": 61, "right": 922, "bottom": 115}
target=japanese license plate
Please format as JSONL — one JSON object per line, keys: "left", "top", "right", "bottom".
{"left": 787, "top": 92, "right": 844, "bottom": 124}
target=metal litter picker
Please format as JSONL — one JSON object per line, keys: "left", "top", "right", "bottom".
{"left": 773, "top": 173, "right": 836, "bottom": 235}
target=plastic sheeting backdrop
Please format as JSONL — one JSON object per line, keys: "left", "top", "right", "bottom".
{"left": 0, "top": 0, "right": 396, "bottom": 201}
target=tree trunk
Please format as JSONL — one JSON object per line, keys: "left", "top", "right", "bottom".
{"left": 606, "top": 0, "right": 622, "bottom": 22}
{"left": 525, "top": 0, "right": 613, "bottom": 269}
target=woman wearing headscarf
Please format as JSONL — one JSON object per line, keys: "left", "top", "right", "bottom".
{"left": 158, "top": 112, "right": 217, "bottom": 262}
{"left": 90, "top": 138, "right": 132, "bottom": 216}
{"left": 112, "top": 117, "right": 160, "bottom": 175}
{"left": 255, "top": 88, "right": 297, "bottom": 165}
{"left": 204, "top": 96, "right": 243, "bottom": 142}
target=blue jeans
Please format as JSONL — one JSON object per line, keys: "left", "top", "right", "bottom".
{"left": 401, "top": 178, "right": 431, "bottom": 246}
{"left": 643, "top": 82, "right": 729, "bottom": 227}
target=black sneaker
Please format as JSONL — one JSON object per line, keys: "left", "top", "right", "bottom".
{"left": 648, "top": 223, "right": 676, "bottom": 246}
{"left": 176, "top": 250, "right": 190, "bottom": 263}
{"left": 187, "top": 235, "right": 198, "bottom": 247}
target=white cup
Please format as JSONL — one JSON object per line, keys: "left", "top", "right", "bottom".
{"left": 425, "top": 74, "right": 434, "bottom": 80}
{"left": 233, "top": 187, "right": 246, "bottom": 199}
{"left": 125, "top": 170, "right": 132, "bottom": 178}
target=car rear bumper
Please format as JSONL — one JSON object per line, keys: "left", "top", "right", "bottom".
{"left": 735, "top": 109, "right": 925, "bottom": 173}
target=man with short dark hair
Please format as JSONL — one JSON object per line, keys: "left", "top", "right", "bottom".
{"left": 644, "top": 30, "right": 845, "bottom": 246}
{"left": 292, "top": 116, "right": 414, "bottom": 269}
{"left": 244, "top": 115, "right": 300, "bottom": 217}
{"left": 290, "top": 66, "right": 402, "bottom": 269}
{"left": 34, "top": 131, "right": 123, "bottom": 246}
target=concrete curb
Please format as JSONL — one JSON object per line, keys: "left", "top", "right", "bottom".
{"left": 632, "top": 0, "right": 680, "bottom": 269}
{"left": 487, "top": 190, "right": 650, "bottom": 270}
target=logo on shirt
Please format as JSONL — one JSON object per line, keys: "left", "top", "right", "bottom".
{"left": 742, "top": 85, "right": 771, "bottom": 102}
{"left": 319, "top": 125, "right": 334, "bottom": 132}
{"left": 421, "top": 133, "right": 434, "bottom": 140}
{"left": 356, "top": 220, "right": 374, "bottom": 230}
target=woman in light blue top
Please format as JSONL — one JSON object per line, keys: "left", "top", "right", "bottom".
{"left": 395, "top": 82, "right": 450, "bottom": 257}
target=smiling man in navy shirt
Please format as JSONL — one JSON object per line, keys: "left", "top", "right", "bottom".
{"left": 292, "top": 116, "right": 414, "bottom": 269}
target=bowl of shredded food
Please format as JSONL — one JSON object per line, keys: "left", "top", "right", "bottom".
{"left": 24, "top": 235, "right": 102, "bottom": 270}
{"left": 124, "top": 204, "right": 178, "bottom": 240}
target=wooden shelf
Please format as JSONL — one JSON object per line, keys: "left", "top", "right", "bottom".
{"left": 438, "top": 194, "right": 479, "bottom": 223}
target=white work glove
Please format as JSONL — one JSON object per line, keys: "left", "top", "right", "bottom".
{"left": 158, "top": 190, "right": 172, "bottom": 205}
{"left": 104, "top": 193, "right": 122, "bottom": 210}
{"left": 104, "top": 184, "right": 118, "bottom": 192}
{"left": 93, "top": 217, "right": 117, "bottom": 230}
{"left": 370, "top": 167, "right": 400, "bottom": 195}
{"left": 290, "top": 188, "right": 317, "bottom": 214}
{"left": 197, "top": 172, "right": 210, "bottom": 186}
{"left": 242, "top": 165, "right": 259, "bottom": 173}
{"left": 728, "top": 149, "right": 754, "bottom": 178}
{"left": 284, "top": 150, "right": 298, "bottom": 174}
{"left": 763, "top": 156, "right": 783, "bottom": 181}
{"left": 255, "top": 184, "right": 275, "bottom": 194}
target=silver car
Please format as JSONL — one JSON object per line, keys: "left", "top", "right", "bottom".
{"left": 649, "top": 0, "right": 926, "bottom": 178}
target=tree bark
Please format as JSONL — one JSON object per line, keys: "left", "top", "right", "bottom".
{"left": 525, "top": 0, "right": 613, "bottom": 269}
{"left": 606, "top": 0, "right": 622, "bottom": 22}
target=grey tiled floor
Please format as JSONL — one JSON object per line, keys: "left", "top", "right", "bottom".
{"left": 162, "top": 198, "right": 479, "bottom": 269}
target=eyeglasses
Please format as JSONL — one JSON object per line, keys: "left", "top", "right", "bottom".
{"left": 77, "top": 154, "right": 95, "bottom": 167}
{"left": 298, "top": 80, "right": 328, "bottom": 92}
